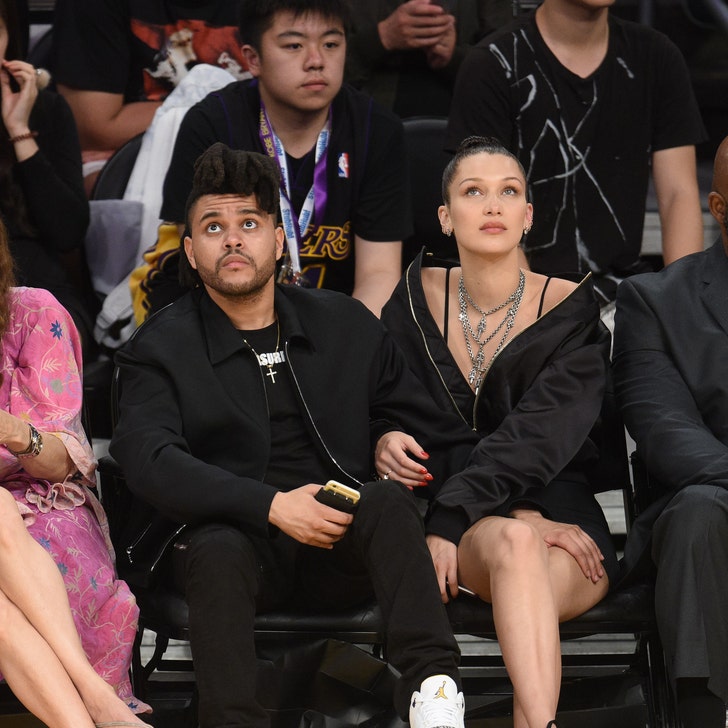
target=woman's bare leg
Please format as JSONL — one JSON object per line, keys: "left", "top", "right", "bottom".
{"left": 0, "top": 489, "right": 147, "bottom": 725}
{"left": 0, "top": 590, "right": 95, "bottom": 728}
{"left": 458, "top": 516, "right": 609, "bottom": 728}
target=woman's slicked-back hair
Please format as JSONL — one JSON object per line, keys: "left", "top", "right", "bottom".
{"left": 441, "top": 136, "right": 529, "bottom": 205}
{"left": 238, "top": 0, "right": 351, "bottom": 49}
{"left": 179, "top": 143, "right": 281, "bottom": 288}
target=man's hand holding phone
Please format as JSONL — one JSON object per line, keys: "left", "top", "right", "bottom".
{"left": 269, "top": 483, "right": 354, "bottom": 549}
{"left": 314, "top": 480, "right": 361, "bottom": 513}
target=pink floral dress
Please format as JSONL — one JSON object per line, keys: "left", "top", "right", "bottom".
{"left": 0, "top": 287, "right": 150, "bottom": 713}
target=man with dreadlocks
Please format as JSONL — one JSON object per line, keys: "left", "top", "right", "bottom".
{"left": 111, "top": 143, "right": 478, "bottom": 728}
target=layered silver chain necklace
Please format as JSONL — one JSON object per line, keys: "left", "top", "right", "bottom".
{"left": 458, "top": 270, "right": 525, "bottom": 391}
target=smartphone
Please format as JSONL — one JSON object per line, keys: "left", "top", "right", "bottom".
{"left": 314, "top": 480, "right": 360, "bottom": 513}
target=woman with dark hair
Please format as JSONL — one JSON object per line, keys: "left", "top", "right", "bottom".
{"left": 381, "top": 136, "right": 617, "bottom": 728}
{"left": 0, "top": 216, "right": 150, "bottom": 726}
{"left": 0, "top": 0, "right": 97, "bottom": 356}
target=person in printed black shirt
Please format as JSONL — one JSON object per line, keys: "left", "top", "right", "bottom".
{"left": 133, "top": 0, "right": 409, "bottom": 321}
{"left": 52, "top": 0, "right": 248, "bottom": 177}
{"left": 446, "top": 0, "right": 707, "bottom": 308}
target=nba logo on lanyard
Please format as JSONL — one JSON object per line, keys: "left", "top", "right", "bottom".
{"left": 338, "top": 153, "right": 349, "bottom": 179}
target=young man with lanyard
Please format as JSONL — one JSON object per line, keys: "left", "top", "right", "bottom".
{"left": 111, "top": 143, "right": 477, "bottom": 728}
{"left": 132, "top": 0, "right": 408, "bottom": 321}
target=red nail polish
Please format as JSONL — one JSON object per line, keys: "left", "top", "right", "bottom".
{"left": 424, "top": 474, "right": 433, "bottom": 481}
{"left": 420, "top": 451, "right": 430, "bottom": 458}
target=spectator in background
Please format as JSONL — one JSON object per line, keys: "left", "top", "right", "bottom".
{"left": 345, "top": 0, "right": 510, "bottom": 118}
{"left": 52, "top": 0, "right": 249, "bottom": 192}
{"left": 613, "top": 135, "right": 728, "bottom": 728}
{"left": 132, "top": 0, "right": 409, "bottom": 321}
{"left": 446, "top": 0, "right": 707, "bottom": 313}
{"left": 0, "top": 0, "right": 96, "bottom": 357}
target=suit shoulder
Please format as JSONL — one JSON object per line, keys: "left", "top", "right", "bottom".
{"left": 618, "top": 250, "right": 707, "bottom": 305}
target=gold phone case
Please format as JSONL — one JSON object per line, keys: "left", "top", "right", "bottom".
{"left": 315, "top": 480, "right": 360, "bottom": 512}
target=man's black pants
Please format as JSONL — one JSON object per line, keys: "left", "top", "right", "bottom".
{"left": 172, "top": 480, "right": 461, "bottom": 728}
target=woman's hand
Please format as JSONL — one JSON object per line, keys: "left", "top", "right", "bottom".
{"left": 426, "top": 533, "right": 459, "bottom": 603}
{"left": 511, "top": 508, "right": 605, "bottom": 583}
{"left": 0, "top": 409, "right": 33, "bottom": 452}
{"left": 374, "top": 430, "right": 433, "bottom": 489}
{"left": 0, "top": 409, "right": 74, "bottom": 482}
{"left": 1, "top": 59, "right": 38, "bottom": 138}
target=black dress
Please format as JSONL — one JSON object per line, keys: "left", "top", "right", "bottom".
{"left": 382, "top": 250, "right": 619, "bottom": 586}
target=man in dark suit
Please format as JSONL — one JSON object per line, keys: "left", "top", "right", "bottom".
{"left": 613, "top": 135, "right": 728, "bottom": 728}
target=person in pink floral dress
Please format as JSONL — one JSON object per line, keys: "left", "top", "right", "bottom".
{"left": 0, "top": 218, "right": 150, "bottom": 727}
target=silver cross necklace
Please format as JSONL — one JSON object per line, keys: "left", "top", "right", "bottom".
{"left": 243, "top": 320, "right": 281, "bottom": 384}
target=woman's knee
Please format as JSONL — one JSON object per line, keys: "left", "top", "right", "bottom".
{"left": 462, "top": 517, "right": 546, "bottom": 570}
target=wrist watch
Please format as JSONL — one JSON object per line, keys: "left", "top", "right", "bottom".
{"left": 7, "top": 423, "right": 44, "bottom": 459}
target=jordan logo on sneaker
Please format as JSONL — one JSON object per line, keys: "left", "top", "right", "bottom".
{"left": 433, "top": 681, "right": 448, "bottom": 700}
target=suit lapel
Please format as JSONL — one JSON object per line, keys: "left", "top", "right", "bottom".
{"left": 700, "top": 241, "right": 728, "bottom": 337}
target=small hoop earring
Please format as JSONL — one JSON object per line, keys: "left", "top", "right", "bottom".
{"left": 443, "top": 227, "right": 452, "bottom": 237}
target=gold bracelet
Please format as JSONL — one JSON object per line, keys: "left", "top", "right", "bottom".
{"left": 7, "top": 423, "right": 44, "bottom": 459}
{"left": 8, "top": 131, "right": 38, "bottom": 144}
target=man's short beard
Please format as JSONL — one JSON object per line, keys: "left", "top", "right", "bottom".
{"left": 197, "top": 251, "right": 278, "bottom": 299}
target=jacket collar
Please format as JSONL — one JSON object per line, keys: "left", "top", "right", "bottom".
{"left": 700, "top": 239, "right": 728, "bottom": 337}
{"left": 198, "top": 285, "right": 311, "bottom": 365}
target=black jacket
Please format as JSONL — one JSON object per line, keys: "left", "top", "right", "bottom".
{"left": 613, "top": 240, "right": 728, "bottom": 581}
{"left": 382, "top": 252, "right": 615, "bottom": 544}
{"left": 111, "top": 284, "right": 476, "bottom": 538}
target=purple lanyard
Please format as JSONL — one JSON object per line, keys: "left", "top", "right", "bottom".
{"left": 258, "top": 103, "right": 330, "bottom": 275}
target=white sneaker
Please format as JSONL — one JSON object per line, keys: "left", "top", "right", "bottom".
{"left": 409, "top": 674, "right": 465, "bottom": 728}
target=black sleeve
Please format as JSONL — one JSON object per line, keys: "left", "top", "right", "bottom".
{"left": 52, "top": 0, "right": 132, "bottom": 94}
{"left": 351, "top": 108, "right": 413, "bottom": 242}
{"left": 110, "top": 337, "right": 279, "bottom": 535}
{"left": 428, "top": 317, "right": 610, "bottom": 544}
{"left": 368, "top": 329, "right": 477, "bottom": 487}
{"left": 613, "top": 278, "right": 728, "bottom": 492}
{"left": 15, "top": 92, "right": 89, "bottom": 252}
{"left": 445, "top": 40, "right": 514, "bottom": 153}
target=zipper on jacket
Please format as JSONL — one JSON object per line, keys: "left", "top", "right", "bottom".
{"left": 405, "top": 269, "right": 474, "bottom": 430}
{"left": 284, "top": 340, "right": 364, "bottom": 487}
